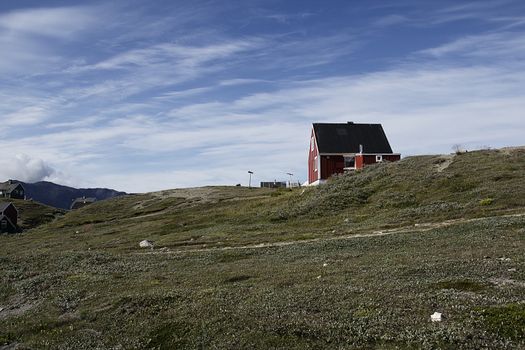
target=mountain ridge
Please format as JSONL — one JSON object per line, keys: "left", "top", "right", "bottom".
{"left": 6, "top": 180, "right": 126, "bottom": 209}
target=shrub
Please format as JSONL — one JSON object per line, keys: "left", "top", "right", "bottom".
{"left": 479, "top": 198, "right": 494, "bottom": 206}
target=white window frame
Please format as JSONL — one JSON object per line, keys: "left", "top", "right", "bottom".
{"left": 310, "top": 136, "right": 315, "bottom": 151}
{"left": 314, "top": 156, "right": 318, "bottom": 172}
{"left": 376, "top": 155, "right": 383, "bottom": 162}
{"left": 343, "top": 155, "right": 356, "bottom": 170}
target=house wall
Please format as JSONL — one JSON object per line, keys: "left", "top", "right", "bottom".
{"left": 2, "top": 205, "right": 17, "bottom": 225}
{"left": 356, "top": 154, "right": 401, "bottom": 169}
{"left": 6, "top": 185, "right": 24, "bottom": 199}
{"left": 308, "top": 129, "right": 319, "bottom": 184}
{"left": 0, "top": 216, "right": 16, "bottom": 233}
{"left": 0, "top": 217, "right": 9, "bottom": 233}
{"left": 320, "top": 155, "right": 344, "bottom": 180}
{"left": 383, "top": 154, "right": 401, "bottom": 162}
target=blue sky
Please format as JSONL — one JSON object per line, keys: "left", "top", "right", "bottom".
{"left": 0, "top": 0, "right": 524, "bottom": 192}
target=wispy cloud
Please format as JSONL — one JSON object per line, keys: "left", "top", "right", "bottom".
{"left": 372, "top": 14, "right": 410, "bottom": 27}
{"left": 263, "top": 12, "right": 314, "bottom": 24}
{"left": 1, "top": 1, "right": 524, "bottom": 191}
{"left": 0, "top": 6, "right": 97, "bottom": 39}
{"left": 419, "top": 31, "right": 525, "bottom": 59}
{"left": 0, "top": 6, "right": 101, "bottom": 75}
{"left": 75, "top": 41, "right": 262, "bottom": 72}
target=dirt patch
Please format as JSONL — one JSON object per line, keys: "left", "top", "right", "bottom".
{"left": 500, "top": 145, "right": 525, "bottom": 155}
{"left": 490, "top": 278, "right": 525, "bottom": 288}
{"left": 435, "top": 154, "right": 456, "bottom": 172}
{"left": 0, "top": 297, "right": 40, "bottom": 320}
{"left": 140, "top": 212, "right": 525, "bottom": 255}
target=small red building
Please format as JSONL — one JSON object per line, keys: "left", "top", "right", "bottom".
{"left": 308, "top": 122, "right": 400, "bottom": 185}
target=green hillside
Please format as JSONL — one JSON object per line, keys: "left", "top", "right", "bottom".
{"left": 1, "top": 148, "right": 524, "bottom": 349}
{"left": 2, "top": 199, "right": 65, "bottom": 231}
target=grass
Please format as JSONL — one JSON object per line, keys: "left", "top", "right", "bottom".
{"left": 7, "top": 199, "right": 65, "bottom": 230}
{"left": 434, "top": 279, "right": 492, "bottom": 293}
{"left": 479, "top": 304, "right": 525, "bottom": 340}
{"left": 1, "top": 148, "right": 525, "bottom": 349}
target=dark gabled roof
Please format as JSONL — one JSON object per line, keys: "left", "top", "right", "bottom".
{"left": 70, "top": 197, "right": 97, "bottom": 210}
{"left": 71, "top": 197, "right": 96, "bottom": 205}
{"left": 313, "top": 122, "right": 393, "bottom": 154}
{"left": 0, "top": 181, "right": 23, "bottom": 193}
{"left": 0, "top": 202, "right": 14, "bottom": 212}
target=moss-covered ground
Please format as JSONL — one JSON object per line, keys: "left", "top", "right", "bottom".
{"left": 1, "top": 148, "right": 524, "bottom": 349}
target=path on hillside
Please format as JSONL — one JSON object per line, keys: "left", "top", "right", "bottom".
{"left": 142, "top": 211, "right": 525, "bottom": 255}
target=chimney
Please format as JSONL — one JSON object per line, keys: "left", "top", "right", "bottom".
{"left": 359, "top": 144, "right": 363, "bottom": 154}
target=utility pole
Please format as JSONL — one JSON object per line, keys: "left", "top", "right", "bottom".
{"left": 248, "top": 171, "right": 254, "bottom": 188}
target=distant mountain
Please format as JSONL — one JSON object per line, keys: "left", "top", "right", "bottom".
{"left": 15, "top": 180, "right": 126, "bottom": 210}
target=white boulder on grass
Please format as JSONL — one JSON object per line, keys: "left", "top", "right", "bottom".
{"left": 431, "top": 312, "right": 442, "bottom": 322}
{"left": 139, "top": 240, "right": 154, "bottom": 249}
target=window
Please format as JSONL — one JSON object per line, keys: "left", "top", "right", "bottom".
{"left": 376, "top": 155, "right": 383, "bottom": 162}
{"left": 344, "top": 156, "right": 355, "bottom": 169}
{"left": 314, "top": 156, "right": 318, "bottom": 172}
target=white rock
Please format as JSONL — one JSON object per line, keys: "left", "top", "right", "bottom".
{"left": 431, "top": 312, "right": 442, "bottom": 322}
{"left": 323, "top": 263, "right": 328, "bottom": 267}
{"left": 139, "top": 240, "right": 154, "bottom": 249}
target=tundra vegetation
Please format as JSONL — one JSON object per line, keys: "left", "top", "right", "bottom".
{"left": 1, "top": 148, "right": 524, "bottom": 349}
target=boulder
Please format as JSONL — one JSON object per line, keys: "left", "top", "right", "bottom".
{"left": 139, "top": 240, "right": 154, "bottom": 249}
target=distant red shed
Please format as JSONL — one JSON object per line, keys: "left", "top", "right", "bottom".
{"left": 308, "top": 122, "right": 400, "bottom": 185}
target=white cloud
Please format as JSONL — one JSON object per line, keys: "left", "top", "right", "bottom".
{"left": 0, "top": 6, "right": 100, "bottom": 75}
{"left": 71, "top": 41, "right": 263, "bottom": 72}
{"left": 3, "top": 106, "right": 50, "bottom": 126}
{"left": 0, "top": 3, "right": 524, "bottom": 192}
{"left": 3, "top": 50, "right": 525, "bottom": 191}
{"left": 0, "top": 154, "right": 55, "bottom": 183}
{"left": 0, "top": 6, "right": 96, "bottom": 39}
{"left": 420, "top": 32, "right": 525, "bottom": 59}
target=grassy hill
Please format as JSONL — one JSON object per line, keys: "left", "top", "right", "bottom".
{"left": 1, "top": 148, "right": 524, "bottom": 349}
{"left": 3, "top": 199, "right": 65, "bottom": 231}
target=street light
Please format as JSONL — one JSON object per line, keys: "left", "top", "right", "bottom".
{"left": 248, "top": 171, "right": 254, "bottom": 188}
{"left": 286, "top": 172, "right": 293, "bottom": 187}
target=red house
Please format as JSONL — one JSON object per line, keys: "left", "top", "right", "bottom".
{"left": 308, "top": 122, "right": 400, "bottom": 185}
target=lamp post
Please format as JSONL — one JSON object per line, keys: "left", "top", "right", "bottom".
{"left": 286, "top": 172, "right": 293, "bottom": 188}
{"left": 248, "top": 171, "right": 254, "bottom": 188}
